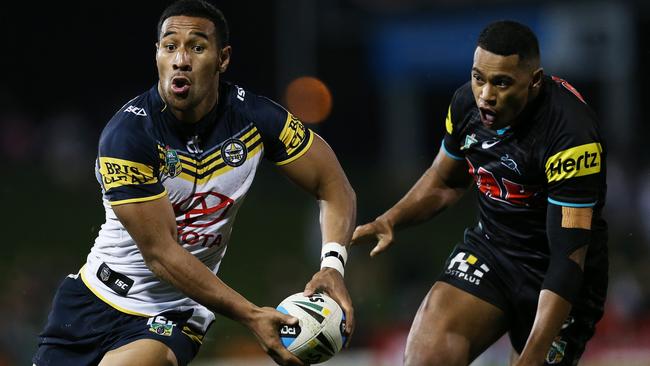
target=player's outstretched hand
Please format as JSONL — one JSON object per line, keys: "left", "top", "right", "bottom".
{"left": 351, "top": 217, "right": 395, "bottom": 257}
{"left": 303, "top": 267, "right": 355, "bottom": 347}
{"left": 243, "top": 307, "right": 306, "bottom": 366}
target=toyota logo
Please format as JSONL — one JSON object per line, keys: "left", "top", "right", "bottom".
{"left": 173, "top": 191, "right": 234, "bottom": 228}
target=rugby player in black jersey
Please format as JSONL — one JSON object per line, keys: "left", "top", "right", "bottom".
{"left": 33, "top": 1, "right": 355, "bottom": 365}
{"left": 353, "top": 21, "right": 607, "bottom": 365}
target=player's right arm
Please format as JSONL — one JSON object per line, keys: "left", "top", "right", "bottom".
{"left": 352, "top": 147, "right": 471, "bottom": 257}
{"left": 112, "top": 198, "right": 304, "bottom": 366}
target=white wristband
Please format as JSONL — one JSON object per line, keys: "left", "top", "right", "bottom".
{"left": 320, "top": 242, "right": 348, "bottom": 277}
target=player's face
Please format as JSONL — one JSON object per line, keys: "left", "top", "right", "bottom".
{"left": 471, "top": 47, "right": 541, "bottom": 130}
{"left": 156, "top": 16, "right": 231, "bottom": 121}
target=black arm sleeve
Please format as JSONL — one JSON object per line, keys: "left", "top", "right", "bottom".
{"left": 542, "top": 203, "right": 592, "bottom": 303}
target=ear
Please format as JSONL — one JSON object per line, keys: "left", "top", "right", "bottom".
{"left": 155, "top": 42, "right": 160, "bottom": 60}
{"left": 218, "top": 45, "right": 232, "bottom": 73}
{"left": 531, "top": 67, "right": 544, "bottom": 90}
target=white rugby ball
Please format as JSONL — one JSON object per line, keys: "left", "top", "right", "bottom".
{"left": 277, "top": 292, "right": 346, "bottom": 364}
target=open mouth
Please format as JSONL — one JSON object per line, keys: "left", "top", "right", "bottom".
{"left": 171, "top": 76, "right": 191, "bottom": 96}
{"left": 479, "top": 107, "right": 497, "bottom": 126}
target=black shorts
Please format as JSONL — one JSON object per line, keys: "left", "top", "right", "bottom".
{"left": 437, "top": 228, "right": 608, "bottom": 365}
{"left": 33, "top": 275, "right": 202, "bottom": 366}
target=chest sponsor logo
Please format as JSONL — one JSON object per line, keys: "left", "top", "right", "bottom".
{"left": 221, "top": 138, "right": 247, "bottom": 167}
{"left": 124, "top": 105, "right": 147, "bottom": 116}
{"left": 460, "top": 133, "right": 477, "bottom": 151}
{"left": 163, "top": 146, "right": 182, "bottom": 178}
{"left": 445, "top": 252, "right": 490, "bottom": 286}
{"left": 545, "top": 142, "right": 602, "bottom": 182}
{"left": 173, "top": 191, "right": 234, "bottom": 248}
{"left": 99, "top": 157, "right": 156, "bottom": 190}
{"left": 467, "top": 160, "right": 542, "bottom": 207}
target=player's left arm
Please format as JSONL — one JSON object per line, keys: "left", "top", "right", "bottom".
{"left": 515, "top": 205, "right": 592, "bottom": 366}
{"left": 277, "top": 133, "right": 357, "bottom": 344}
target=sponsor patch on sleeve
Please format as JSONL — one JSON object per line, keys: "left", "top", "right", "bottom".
{"left": 278, "top": 113, "right": 311, "bottom": 157}
{"left": 445, "top": 105, "right": 453, "bottom": 134}
{"left": 98, "top": 157, "right": 158, "bottom": 190}
{"left": 545, "top": 142, "right": 602, "bottom": 183}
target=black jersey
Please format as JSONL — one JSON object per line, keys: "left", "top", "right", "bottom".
{"left": 442, "top": 75, "right": 607, "bottom": 278}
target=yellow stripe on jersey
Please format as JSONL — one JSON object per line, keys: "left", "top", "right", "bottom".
{"left": 175, "top": 138, "right": 263, "bottom": 185}
{"left": 278, "top": 113, "right": 309, "bottom": 157}
{"left": 275, "top": 131, "right": 314, "bottom": 166}
{"left": 99, "top": 157, "right": 158, "bottom": 190}
{"left": 445, "top": 105, "right": 453, "bottom": 134}
{"left": 79, "top": 265, "right": 151, "bottom": 317}
{"left": 195, "top": 131, "right": 261, "bottom": 175}
{"left": 156, "top": 125, "right": 260, "bottom": 169}
{"left": 545, "top": 142, "right": 602, "bottom": 183}
{"left": 109, "top": 190, "right": 168, "bottom": 206}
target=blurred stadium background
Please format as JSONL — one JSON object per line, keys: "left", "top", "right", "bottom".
{"left": 3, "top": 0, "right": 650, "bottom": 365}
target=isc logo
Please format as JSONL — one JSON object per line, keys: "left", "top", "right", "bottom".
{"left": 114, "top": 279, "right": 129, "bottom": 290}
{"left": 545, "top": 143, "right": 602, "bottom": 182}
{"left": 236, "top": 86, "right": 246, "bottom": 101}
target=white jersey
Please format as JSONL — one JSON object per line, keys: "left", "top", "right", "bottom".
{"left": 81, "top": 82, "right": 313, "bottom": 335}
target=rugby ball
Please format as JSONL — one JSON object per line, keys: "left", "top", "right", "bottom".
{"left": 277, "top": 292, "right": 346, "bottom": 364}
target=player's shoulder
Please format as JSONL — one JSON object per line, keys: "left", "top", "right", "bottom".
{"left": 444, "top": 81, "right": 476, "bottom": 136}
{"left": 99, "top": 86, "right": 160, "bottom": 156}
{"left": 223, "top": 81, "right": 288, "bottom": 123}
{"left": 450, "top": 81, "right": 475, "bottom": 110}
{"left": 449, "top": 81, "right": 476, "bottom": 121}
{"left": 544, "top": 75, "right": 600, "bottom": 135}
{"left": 539, "top": 75, "right": 605, "bottom": 160}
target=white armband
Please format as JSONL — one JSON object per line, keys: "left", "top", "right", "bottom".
{"left": 320, "top": 242, "right": 348, "bottom": 277}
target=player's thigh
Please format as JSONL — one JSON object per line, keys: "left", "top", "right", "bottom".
{"left": 99, "top": 339, "right": 177, "bottom": 366}
{"left": 404, "top": 282, "right": 508, "bottom": 366}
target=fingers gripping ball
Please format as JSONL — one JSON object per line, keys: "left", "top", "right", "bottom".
{"left": 277, "top": 292, "right": 346, "bottom": 364}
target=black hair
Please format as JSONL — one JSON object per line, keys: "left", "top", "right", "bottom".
{"left": 157, "top": 0, "right": 230, "bottom": 47}
{"left": 477, "top": 20, "right": 539, "bottom": 64}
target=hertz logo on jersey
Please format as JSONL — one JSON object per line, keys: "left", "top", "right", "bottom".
{"left": 545, "top": 142, "right": 602, "bottom": 182}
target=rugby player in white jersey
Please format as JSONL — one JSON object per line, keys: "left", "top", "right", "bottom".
{"left": 33, "top": 1, "right": 355, "bottom": 365}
